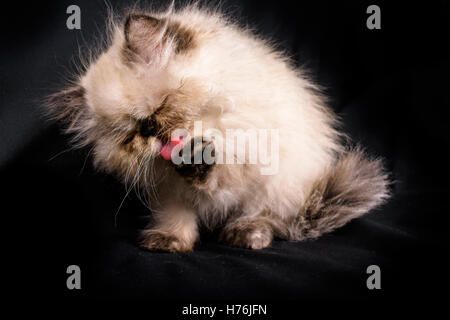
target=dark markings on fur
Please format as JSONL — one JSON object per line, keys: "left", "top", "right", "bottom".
{"left": 220, "top": 217, "right": 273, "bottom": 249}
{"left": 286, "top": 149, "right": 390, "bottom": 240}
{"left": 140, "top": 230, "right": 194, "bottom": 252}
{"left": 123, "top": 14, "right": 195, "bottom": 64}
{"left": 137, "top": 117, "right": 158, "bottom": 138}
{"left": 151, "top": 100, "right": 190, "bottom": 142}
{"left": 122, "top": 130, "right": 137, "bottom": 145}
{"left": 165, "top": 21, "right": 195, "bottom": 53}
{"left": 173, "top": 138, "right": 215, "bottom": 184}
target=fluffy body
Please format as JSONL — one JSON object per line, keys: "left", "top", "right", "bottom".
{"left": 47, "top": 4, "right": 389, "bottom": 252}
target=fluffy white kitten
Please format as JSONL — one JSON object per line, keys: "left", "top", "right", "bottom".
{"left": 47, "top": 4, "right": 389, "bottom": 252}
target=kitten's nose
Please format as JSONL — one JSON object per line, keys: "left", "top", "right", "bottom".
{"left": 138, "top": 117, "right": 158, "bottom": 138}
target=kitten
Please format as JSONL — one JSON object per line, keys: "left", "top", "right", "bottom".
{"left": 46, "top": 4, "right": 389, "bottom": 252}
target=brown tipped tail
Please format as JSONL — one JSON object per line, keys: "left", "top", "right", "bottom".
{"left": 289, "top": 149, "right": 390, "bottom": 240}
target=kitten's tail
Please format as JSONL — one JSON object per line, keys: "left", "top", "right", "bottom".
{"left": 288, "top": 148, "right": 390, "bottom": 240}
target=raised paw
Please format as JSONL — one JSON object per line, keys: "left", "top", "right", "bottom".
{"left": 221, "top": 219, "right": 273, "bottom": 250}
{"left": 173, "top": 137, "right": 215, "bottom": 184}
{"left": 140, "top": 230, "right": 194, "bottom": 253}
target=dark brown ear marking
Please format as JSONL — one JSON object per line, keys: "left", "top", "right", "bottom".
{"left": 165, "top": 21, "right": 195, "bottom": 53}
{"left": 45, "top": 85, "right": 86, "bottom": 124}
{"left": 123, "top": 13, "right": 196, "bottom": 64}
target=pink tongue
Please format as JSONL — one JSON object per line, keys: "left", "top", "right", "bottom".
{"left": 160, "top": 137, "right": 183, "bottom": 160}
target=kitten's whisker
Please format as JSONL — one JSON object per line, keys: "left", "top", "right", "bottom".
{"left": 142, "top": 154, "right": 152, "bottom": 207}
{"left": 130, "top": 151, "right": 151, "bottom": 209}
{"left": 115, "top": 149, "right": 145, "bottom": 227}
{"left": 147, "top": 154, "right": 162, "bottom": 210}
{"left": 79, "top": 146, "right": 94, "bottom": 176}
{"left": 48, "top": 148, "right": 73, "bottom": 162}
{"left": 141, "top": 152, "right": 155, "bottom": 205}
{"left": 124, "top": 149, "right": 143, "bottom": 193}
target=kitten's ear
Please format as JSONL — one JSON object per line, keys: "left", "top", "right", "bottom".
{"left": 124, "top": 14, "right": 172, "bottom": 66}
{"left": 45, "top": 85, "right": 86, "bottom": 125}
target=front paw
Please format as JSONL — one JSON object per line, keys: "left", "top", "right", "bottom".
{"left": 221, "top": 219, "right": 273, "bottom": 250}
{"left": 173, "top": 137, "right": 215, "bottom": 184}
{"left": 140, "top": 230, "right": 194, "bottom": 253}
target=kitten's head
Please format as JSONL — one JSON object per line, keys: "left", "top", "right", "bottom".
{"left": 47, "top": 9, "right": 223, "bottom": 180}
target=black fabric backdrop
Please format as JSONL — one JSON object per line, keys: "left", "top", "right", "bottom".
{"left": 1, "top": 0, "right": 449, "bottom": 310}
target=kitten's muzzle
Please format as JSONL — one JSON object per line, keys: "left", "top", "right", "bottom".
{"left": 138, "top": 117, "right": 158, "bottom": 139}
{"left": 137, "top": 116, "right": 171, "bottom": 145}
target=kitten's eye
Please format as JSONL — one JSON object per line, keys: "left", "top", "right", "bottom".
{"left": 138, "top": 117, "right": 157, "bottom": 138}
{"left": 123, "top": 132, "right": 136, "bottom": 145}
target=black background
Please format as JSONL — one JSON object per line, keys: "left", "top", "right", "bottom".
{"left": 1, "top": 0, "right": 449, "bottom": 313}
